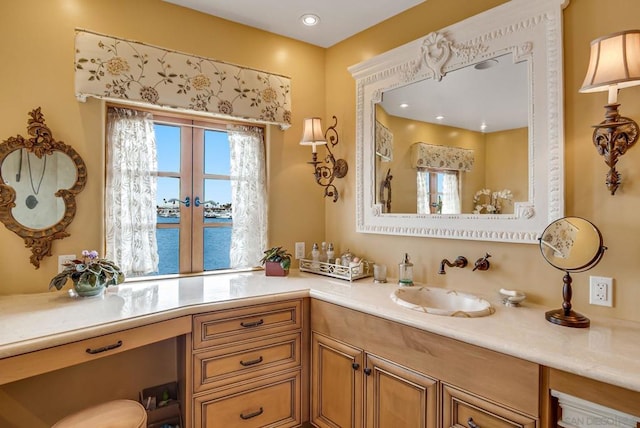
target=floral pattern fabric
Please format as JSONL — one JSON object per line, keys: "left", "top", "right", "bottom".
{"left": 105, "top": 108, "right": 159, "bottom": 276}
{"left": 410, "top": 142, "right": 474, "bottom": 172}
{"left": 75, "top": 30, "right": 292, "bottom": 129}
{"left": 228, "top": 126, "right": 267, "bottom": 269}
{"left": 375, "top": 121, "right": 393, "bottom": 161}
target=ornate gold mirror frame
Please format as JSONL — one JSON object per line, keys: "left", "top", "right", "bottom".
{"left": 0, "top": 108, "right": 87, "bottom": 268}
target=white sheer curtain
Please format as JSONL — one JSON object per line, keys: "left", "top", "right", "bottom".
{"left": 228, "top": 126, "right": 267, "bottom": 268}
{"left": 105, "top": 107, "right": 159, "bottom": 276}
{"left": 441, "top": 171, "right": 461, "bottom": 214}
{"left": 416, "top": 169, "right": 430, "bottom": 214}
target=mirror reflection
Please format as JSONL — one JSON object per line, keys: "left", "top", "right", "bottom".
{"left": 0, "top": 108, "right": 87, "bottom": 268}
{"left": 540, "top": 217, "right": 605, "bottom": 272}
{"left": 1, "top": 150, "right": 76, "bottom": 229}
{"left": 375, "top": 53, "right": 529, "bottom": 214}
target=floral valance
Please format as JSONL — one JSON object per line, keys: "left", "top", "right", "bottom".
{"left": 74, "top": 30, "right": 292, "bottom": 129}
{"left": 375, "top": 121, "right": 393, "bottom": 162}
{"left": 410, "top": 142, "right": 474, "bottom": 172}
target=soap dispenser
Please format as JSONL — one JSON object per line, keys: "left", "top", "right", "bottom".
{"left": 398, "top": 253, "right": 414, "bottom": 286}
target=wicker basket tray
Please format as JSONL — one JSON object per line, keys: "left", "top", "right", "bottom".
{"left": 299, "top": 258, "right": 373, "bottom": 282}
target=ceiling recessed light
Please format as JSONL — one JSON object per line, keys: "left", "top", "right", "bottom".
{"left": 301, "top": 14, "right": 320, "bottom": 26}
{"left": 480, "top": 123, "right": 488, "bottom": 131}
{"left": 399, "top": 103, "right": 409, "bottom": 108}
{"left": 436, "top": 115, "right": 444, "bottom": 120}
{"left": 474, "top": 59, "right": 499, "bottom": 70}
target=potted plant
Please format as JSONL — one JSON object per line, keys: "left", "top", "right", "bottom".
{"left": 260, "top": 246, "right": 291, "bottom": 277}
{"left": 49, "top": 250, "right": 125, "bottom": 297}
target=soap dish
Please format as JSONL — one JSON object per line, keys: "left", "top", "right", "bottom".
{"left": 499, "top": 288, "right": 527, "bottom": 307}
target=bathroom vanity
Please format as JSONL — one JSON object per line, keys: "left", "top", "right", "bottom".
{"left": 1, "top": 271, "right": 639, "bottom": 427}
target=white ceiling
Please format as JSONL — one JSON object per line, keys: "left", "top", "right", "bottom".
{"left": 380, "top": 54, "right": 529, "bottom": 133}
{"left": 163, "top": 0, "right": 426, "bottom": 48}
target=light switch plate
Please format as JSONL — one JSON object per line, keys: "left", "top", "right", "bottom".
{"left": 294, "top": 242, "right": 305, "bottom": 260}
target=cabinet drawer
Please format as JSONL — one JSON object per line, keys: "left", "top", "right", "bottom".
{"left": 194, "top": 370, "right": 300, "bottom": 428}
{"left": 193, "top": 300, "right": 302, "bottom": 349}
{"left": 442, "top": 384, "right": 537, "bottom": 428}
{"left": 0, "top": 316, "right": 191, "bottom": 385}
{"left": 194, "top": 332, "right": 301, "bottom": 392}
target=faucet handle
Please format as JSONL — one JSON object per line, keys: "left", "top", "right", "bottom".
{"left": 473, "top": 253, "right": 491, "bottom": 271}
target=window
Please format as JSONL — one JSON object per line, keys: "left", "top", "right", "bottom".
{"left": 417, "top": 169, "right": 461, "bottom": 214}
{"left": 106, "top": 107, "right": 267, "bottom": 278}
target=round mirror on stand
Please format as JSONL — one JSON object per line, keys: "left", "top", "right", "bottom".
{"left": 539, "top": 217, "right": 607, "bottom": 328}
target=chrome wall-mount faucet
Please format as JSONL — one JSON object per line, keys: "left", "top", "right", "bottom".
{"left": 438, "top": 256, "right": 468, "bottom": 274}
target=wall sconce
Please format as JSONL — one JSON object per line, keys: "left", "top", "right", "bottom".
{"left": 580, "top": 30, "right": 640, "bottom": 195}
{"left": 299, "top": 116, "right": 348, "bottom": 202}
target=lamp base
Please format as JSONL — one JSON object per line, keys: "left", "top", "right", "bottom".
{"left": 545, "top": 308, "right": 590, "bottom": 328}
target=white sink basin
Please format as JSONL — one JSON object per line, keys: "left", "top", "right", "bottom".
{"left": 390, "top": 286, "right": 494, "bottom": 317}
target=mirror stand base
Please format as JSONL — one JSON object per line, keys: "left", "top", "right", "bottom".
{"left": 545, "top": 309, "right": 590, "bottom": 328}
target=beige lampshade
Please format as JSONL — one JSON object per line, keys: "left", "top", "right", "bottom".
{"left": 300, "top": 117, "right": 327, "bottom": 152}
{"left": 580, "top": 30, "right": 640, "bottom": 102}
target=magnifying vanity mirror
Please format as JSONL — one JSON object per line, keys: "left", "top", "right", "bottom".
{"left": 540, "top": 217, "right": 607, "bottom": 328}
{"left": 349, "top": 0, "right": 568, "bottom": 243}
{"left": 0, "top": 108, "right": 87, "bottom": 268}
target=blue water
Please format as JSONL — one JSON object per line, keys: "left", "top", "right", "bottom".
{"left": 155, "top": 216, "right": 232, "bottom": 274}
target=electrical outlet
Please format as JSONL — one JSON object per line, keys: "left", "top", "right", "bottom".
{"left": 589, "top": 276, "right": 613, "bottom": 307}
{"left": 294, "top": 242, "right": 305, "bottom": 260}
{"left": 58, "top": 254, "right": 76, "bottom": 273}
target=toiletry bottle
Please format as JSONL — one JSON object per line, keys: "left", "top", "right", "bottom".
{"left": 398, "top": 253, "right": 414, "bottom": 286}
{"left": 320, "top": 242, "right": 328, "bottom": 262}
{"left": 311, "top": 243, "right": 320, "bottom": 270}
{"left": 326, "top": 243, "right": 335, "bottom": 263}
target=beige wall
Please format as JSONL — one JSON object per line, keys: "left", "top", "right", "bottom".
{"left": 2, "top": 0, "right": 640, "bottom": 324}
{"left": 0, "top": 0, "right": 325, "bottom": 295}
{"left": 485, "top": 127, "right": 528, "bottom": 214}
{"left": 325, "top": 0, "right": 640, "bottom": 323}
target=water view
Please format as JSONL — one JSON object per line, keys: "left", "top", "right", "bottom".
{"left": 156, "top": 215, "right": 232, "bottom": 275}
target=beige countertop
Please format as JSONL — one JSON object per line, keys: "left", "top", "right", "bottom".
{"left": 1, "top": 270, "right": 639, "bottom": 393}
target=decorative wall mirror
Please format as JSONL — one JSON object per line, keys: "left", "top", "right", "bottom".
{"left": 349, "top": 0, "right": 568, "bottom": 243}
{"left": 0, "top": 108, "right": 87, "bottom": 268}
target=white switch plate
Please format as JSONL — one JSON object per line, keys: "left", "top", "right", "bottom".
{"left": 294, "top": 242, "right": 305, "bottom": 260}
{"left": 589, "top": 276, "right": 613, "bottom": 307}
{"left": 58, "top": 254, "right": 76, "bottom": 273}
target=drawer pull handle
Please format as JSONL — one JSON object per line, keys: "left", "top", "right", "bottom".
{"left": 85, "top": 340, "right": 123, "bottom": 355}
{"left": 240, "top": 319, "right": 264, "bottom": 328}
{"left": 240, "top": 356, "right": 264, "bottom": 366}
{"left": 467, "top": 417, "right": 480, "bottom": 428}
{"left": 240, "top": 407, "right": 263, "bottom": 420}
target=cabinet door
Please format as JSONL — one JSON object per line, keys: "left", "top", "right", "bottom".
{"left": 442, "top": 384, "right": 537, "bottom": 428}
{"left": 365, "top": 353, "right": 438, "bottom": 428}
{"left": 311, "top": 332, "right": 364, "bottom": 428}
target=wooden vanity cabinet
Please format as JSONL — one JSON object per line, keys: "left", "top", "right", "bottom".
{"left": 442, "top": 384, "right": 537, "bottom": 428}
{"left": 311, "top": 332, "right": 438, "bottom": 428}
{"left": 311, "top": 299, "right": 540, "bottom": 428}
{"left": 191, "top": 299, "right": 308, "bottom": 428}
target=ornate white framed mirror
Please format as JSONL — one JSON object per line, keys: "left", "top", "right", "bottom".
{"left": 349, "top": 0, "right": 569, "bottom": 243}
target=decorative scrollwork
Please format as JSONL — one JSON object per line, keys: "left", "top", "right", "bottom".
{"left": 592, "top": 105, "right": 639, "bottom": 195}
{"left": 0, "top": 108, "right": 87, "bottom": 268}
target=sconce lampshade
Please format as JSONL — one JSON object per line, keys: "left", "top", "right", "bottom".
{"left": 300, "top": 117, "right": 327, "bottom": 152}
{"left": 580, "top": 30, "right": 640, "bottom": 103}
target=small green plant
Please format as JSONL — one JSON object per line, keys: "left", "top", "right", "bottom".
{"left": 260, "top": 246, "right": 292, "bottom": 271}
{"left": 49, "top": 250, "right": 125, "bottom": 291}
